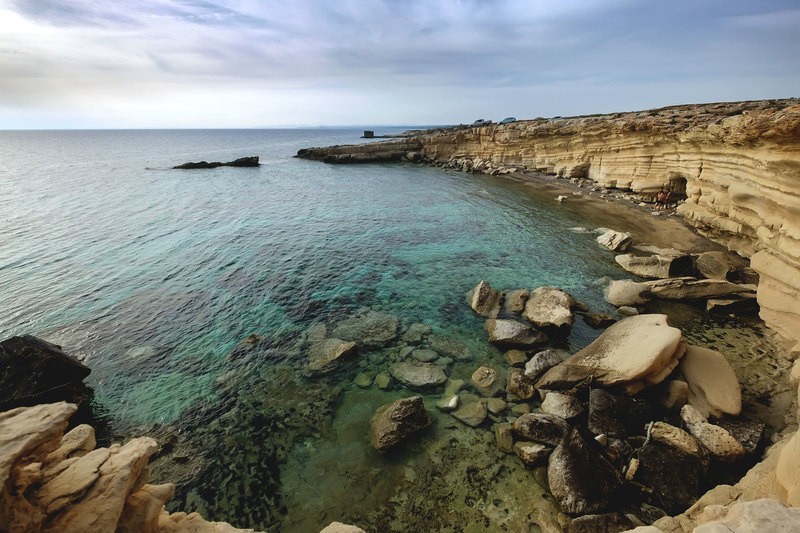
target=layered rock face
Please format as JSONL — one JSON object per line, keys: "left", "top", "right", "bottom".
{"left": 298, "top": 99, "right": 800, "bottom": 342}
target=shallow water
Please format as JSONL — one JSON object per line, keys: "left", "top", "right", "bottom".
{"left": 0, "top": 129, "right": 786, "bottom": 531}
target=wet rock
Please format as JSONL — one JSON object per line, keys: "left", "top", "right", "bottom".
{"left": 567, "top": 512, "right": 635, "bottom": 533}
{"left": 353, "top": 373, "right": 372, "bottom": 388}
{"left": 614, "top": 253, "right": 694, "bottom": 279}
{"left": 524, "top": 349, "right": 563, "bottom": 381}
{"left": 507, "top": 368, "right": 537, "bottom": 400}
{"left": 331, "top": 310, "right": 400, "bottom": 348}
{"left": 633, "top": 440, "right": 708, "bottom": 514}
{"left": 471, "top": 366, "right": 505, "bottom": 397}
{"left": 510, "top": 403, "right": 531, "bottom": 417}
{"left": 644, "top": 277, "right": 755, "bottom": 300}
{"left": 513, "top": 442, "right": 551, "bottom": 467}
{"left": 411, "top": 349, "right": 438, "bottom": 363}
{"left": 604, "top": 280, "right": 651, "bottom": 307}
{"left": 374, "top": 373, "right": 392, "bottom": 390}
{"left": 470, "top": 280, "right": 502, "bottom": 317}
{"left": 536, "top": 314, "right": 684, "bottom": 394}
{"left": 173, "top": 156, "right": 259, "bottom": 169}
{"left": 588, "top": 389, "right": 656, "bottom": 438}
{"left": 486, "top": 398, "right": 507, "bottom": 415}
{"left": 495, "top": 423, "right": 514, "bottom": 453}
{"left": 443, "top": 378, "right": 465, "bottom": 397}
{"left": 513, "top": 413, "right": 570, "bottom": 446}
{"left": 597, "top": 230, "right": 632, "bottom": 252}
{"left": 523, "top": 287, "right": 576, "bottom": 332}
{"left": 485, "top": 319, "right": 547, "bottom": 348}
{"left": 504, "top": 349, "right": 529, "bottom": 367}
{"left": 679, "top": 345, "right": 742, "bottom": 418}
{"left": 306, "top": 338, "right": 358, "bottom": 375}
{"left": 716, "top": 418, "right": 766, "bottom": 455}
{"left": 370, "top": 396, "right": 432, "bottom": 452}
{"left": 680, "top": 405, "right": 745, "bottom": 461}
{"left": 451, "top": 396, "right": 487, "bottom": 427}
{"left": 389, "top": 362, "right": 448, "bottom": 390}
{"left": 541, "top": 392, "right": 583, "bottom": 420}
{"left": 548, "top": 429, "right": 622, "bottom": 515}
{"left": 617, "top": 306, "right": 639, "bottom": 316}
{"left": 427, "top": 334, "right": 471, "bottom": 361}
{"left": 504, "top": 289, "right": 529, "bottom": 314}
{"left": 581, "top": 312, "right": 616, "bottom": 329}
{"left": 695, "top": 251, "right": 748, "bottom": 281}
{"left": 400, "top": 323, "right": 431, "bottom": 344}
{"left": 0, "top": 336, "right": 91, "bottom": 410}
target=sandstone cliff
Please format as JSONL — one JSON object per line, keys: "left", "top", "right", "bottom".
{"left": 297, "top": 99, "right": 800, "bottom": 343}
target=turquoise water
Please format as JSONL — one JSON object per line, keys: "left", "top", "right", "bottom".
{"left": 0, "top": 128, "right": 685, "bottom": 530}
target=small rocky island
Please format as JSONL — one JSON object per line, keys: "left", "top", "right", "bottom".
{"left": 173, "top": 156, "right": 259, "bottom": 169}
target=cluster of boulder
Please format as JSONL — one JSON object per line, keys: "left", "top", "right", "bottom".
{"left": 596, "top": 229, "right": 759, "bottom": 316}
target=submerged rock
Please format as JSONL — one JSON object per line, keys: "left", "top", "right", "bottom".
{"left": 523, "top": 287, "right": 576, "bottom": 332}
{"left": 0, "top": 335, "right": 91, "bottom": 410}
{"left": 507, "top": 368, "right": 537, "bottom": 400}
{"left": 451, "top": 396, "right": 488, "bottom": 427}
{"left": 331, "top": 310, "right": 400, "bottom": 348}
{"left": 485, "top": 319, "right": 547, "bottom": 347}
{"left": 370, "top": 396, "right": 432, "bottom": 452}
{"left": 427, "top": 334, "right": 471, "bottom": 361}
{"left": 389, "top": 362, "right": 448, "bottom": 390}
{"left": 305, "top": 338, "right": 358, "bottom": 375}
{"left": 400, "top": 323, "right": 431, "bottom": 345}
{"left": 470, "top": 280, "right": 502, "bottom": 317}
{"left": 471, "top": 366, "right": 505, "bottom": 397}
{"left": 513, "top": 442, "right": 551, "bottom": 467}
{"left": 504, "top": 349, "right": 529, "bottom": 367}
{"left": 541, "top": 392, "right": 583, "bottom": 420}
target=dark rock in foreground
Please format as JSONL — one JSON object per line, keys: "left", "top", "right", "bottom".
{"left": 0, "top": 335, "right": 91, "bottom": 410}
{"left": 173, "top": 156, "right": 259, "bottom": 169}
{"left": 370, "top": 396, "right": 432, "bottom": 452}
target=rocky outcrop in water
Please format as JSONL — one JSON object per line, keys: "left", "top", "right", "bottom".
{"left": 172, "top": 156, "right": 259, "bottom": 169}
{"left": 296, "top": 99, "right": 800, "bottom": 343}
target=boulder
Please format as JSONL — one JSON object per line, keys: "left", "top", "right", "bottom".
{"left": 486, "top": 398, "right": 507, "bottom": 415}
{"left": 507, "top": 368, "right": 537, "bottom": 400}
{"left": 305, "top": 339, "right": 358, "bottom": 374}
{"left": 581, "top": 312, "right": 616, "bottom": 329}
{"left": 400, "top": 323, "right": 431, "bottom": 344}
{"left": 524, "top": 349, "right": 563, "bottom": 381}
{"left": 614, "top": 253, "right": 694, "bottom": 279}
{"left": 541, "top": 392, "right": 583, "bottom": 420}
{"left": 451, "top": 396, "right": 488, "bottom": 427}
{"left": 717, "top": 418, "right": 765, "bottom": 455}
{"left": 484, "top": 319, "right": 547, "bottom": 347}
{"left": 470, "top": 366, "right": 505, "bottom": 397}
{"left": 411, "top": 349, "right": 438, "bottom": 363}
{"left": 617, "top": 306, "right": 639, "bottom": 316}
{"left": 680, "top": 405, "right": 745, "bottom": 461}
{"left": 331, "top": 310, "right": 399, "bottom": 348}
{"left": 494, "top": 423, "right": 515, "bottom": 453}
{"left": 548, "top": 429, "right": 622, "bottom": 515}
{"left": 588, "top": 389, "right": 655, "bottom": 438}
{"left": 706, "top": 294, "right": 759, "bottom": 315}
{"left": 694, "top": 251, "right": 748, "bottom": 281}
{"left": 389, "top": 362, "right": 448, "bottom": 390}
{"left": 0, "top": 336, "right": 91, "bottom": 410}
{"left": 504, "top": 349, "right": 529, "bottom": 367}
{"left": 512, "top": 413, "right": 570, "bottom": 446}
{"left": 370, "top": 396, "right": 432, "bottom": 452}
{"left": 679, "top": 345, "right": 742, "bottom": 418}
{"left": 604, "top": 280, "right": 651, "bottom": 307}
{"left": 655, "top": 379, "right": 690, "bottom": 410}
{"left": 513, "top": 442, "right": 551, "bottom": 467}
{"left": 427, "top": 334, "right": 471, "bottom": 361}
{"left": 523, "top": 287, "right": 576, "bottom": 332}
{"left": 173, "top": 156, "right": 259, "bottom": 169}
{"left": 504, "top": 289, "right": 529, "bottom": 314}
{"left": 536, "top": 314, "right": 684, "bottom": 394}
{"left": 633, "top": 440, "right": 708, "bottom": 514}
{"left": 470, "top": 280, "right": 502, "bottom": 317}
{"left": 596, "top": 230, "right": 632, "bottom": 252}
{"left": 435, "top": 395, "right": 459, "bottom": 412}
{"left": 644, "top": 277, "right": 755, "bottom": 300}
{"left": 374, "top": 373, "right": 392, "bottom": 390}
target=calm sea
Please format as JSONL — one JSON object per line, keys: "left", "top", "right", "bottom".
{"left": 0, "top": 129, "right": 772, "bottom": 531}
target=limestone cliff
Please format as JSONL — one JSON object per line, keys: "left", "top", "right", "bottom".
{"left": 297, "top": 99, "right": 800, "bottom": 342}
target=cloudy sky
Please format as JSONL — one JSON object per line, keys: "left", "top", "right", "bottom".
{"left": 1, "top": 0, "right": 798, "bottom": 128}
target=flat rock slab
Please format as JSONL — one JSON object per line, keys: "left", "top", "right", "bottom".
{"left": 596, "top": 230, "right": 632, "bottom": 252}
{"left": 427, "top": 334, "right": 471, "bottom": 361}
{"left": 451, "top": 398, "right": 487, "bottom": 427}
{"left": 370, "top": 396, "right": 432, "bottom": 452}
{"left": 173, "top": 156, "right": 259, "bottom": 169}
{"left": 615, "top": 253, "right": 693, "bottom": 279}
{"left": 644, "top": 277, "right": 755, "bottom": 300}
{"left": 306, "top": 338, "right": 358, "bottom": 374}
{"left": 390, "top": 362, "right": 448, "bottom": 390}
{"left": 604, "top": 280, "right": 651, "bottom": 307}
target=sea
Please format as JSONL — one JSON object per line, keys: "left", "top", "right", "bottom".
{"left": 0, "top": 128, "right": 785, "bottom": 531}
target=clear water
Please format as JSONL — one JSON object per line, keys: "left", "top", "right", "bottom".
{"left": 0, "top": 129, "right": 782, "bottom": 531}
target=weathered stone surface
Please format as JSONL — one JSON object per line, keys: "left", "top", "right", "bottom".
{"left": 331, "top": 310, "right": 400, "bottom": 348}
{"left": 504, "top": 289, "right": 529, "bottom": 314}
{"left": 695, "top": 251, "right": 748, "bottom": 281}
{"left": 374, "top": 373, "right": 392, "bottom": 390}
{"left": 679, "top": 345, "right": 742, "bottom": 418}
{"left": 604, "top": 280, "right": 651, "bottom": 307}
{"left": 706, "top": 294, "right": 759, "bottom": 315}
{"left": 650, "top": 422, "right": 705, "bottom": 457}
{"left": 588, "top": 389, "right": 655, "bottom": 438}
{"left": 411, "top": 349, "right": 438, "bottom": 363}
{"left": 567, "top": 512, "right": 634, "bottom": 533}
{"left": 536, "top": 314, "right": 684, "bottom": 393}
{"left": 494, "top": 423, "right": 514, "bottom": 453}
{"left": 0, "top": 336, "right": 91, "bottom": 410}
{"left": 581, "top": 312, "right": 616, "bottom": 329}
{"left": 504, "top": 349, "right": 529, "bottom": 367}
{"left": 513, "top": 442, "right": 551, "bottom": 467}
{"left": 507, "top": 368, "right": 537, "bottom": 400}
{"left": 523, "top": 349, "right": 563, "bottom": 381}
{"left": 427, "top": 334, "right": 471, "bottom": 361}
{"left": 470, "top": 280, "right": 502, "bottom": 317}
{"left": 523, "top": 287, "right": 576, "bottom": 331}
{"left": 634, "top": 440, "right": 708, "bottom": 514}
{"left": 173, "top": 156, "right": 259, "bottom": 169}
{"left": 512, "top": 413, "right": 570, "bottom": 446}
{"left": 389, "top": 362, "right": 448, "bottom": 390}
{"left": 117, "top": 482, "right": 175, "bottom": 533}
{"left": 693, "top": 498, "right": 800, "bottom": 533}
{"left": 451, "top": 396, "right": 488, "bottom": 427}
{"left": 370, "top": 396, "right": 432, "bottom": 452}
{"left": 486, "top": 398, "right": 507, "bottom": 415}
{"left": 400, "top": 323, "right": 430, "bottom": 344}
{"left": 306, "top": 339, "right": 358, "bottom": 374}
{"left": 485, "top": 319, "right": 547, "bottom": 347}
{"left": 615, "top": 253, "right": 694, "bottom": 279}
{"left": 471, "top": 366, "right": 504, "bottom": 397}
{"left": 541, "top": 392, "right": 583, "bottom": 420}
{"left": 644, "top": 277, "right": 755, "bottom": 300}
{"left": 548, "top": 429, "right": 622, "bottom": 515}
{"left": 597, "top": 230, "right": 632, "bottom": 252}
{"left": 681, "top": 405, "right": 745, "bottom": 462}
{"left": 319, "top": 522, "right": 367, "bottom": 533}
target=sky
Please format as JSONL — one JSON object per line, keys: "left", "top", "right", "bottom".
{"left": 0, "top": 0, "right": 798, "bottom": 129}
